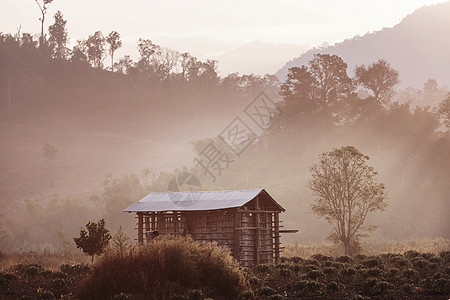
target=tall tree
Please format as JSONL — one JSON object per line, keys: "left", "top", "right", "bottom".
{"left": 308, "top": 146, "right": 388, "bottom": 255}
{"left": 85, "top": 31, "right": 106, "bottom": 68}
{"left": 106, "top": 31, "right": 122, "bottom": 72}
{"left": 34, "top": 0, "right": 53, "bottom": 47}
{"left": 74, "top": 219, "right": 111, "bottom": 263}
{"left": 438, "top": 93, "right": 450, "bottom": 130}
{"left": 48, "top": 10, "right": 68, "bottom": 59}
{"left": 280, "top": 54, "right": 354, "bottom": 112}
{"left": 308, "top": 53, "right": 354, "bottom": 107}
{"left": 355, "top": 59, "right": 399, "bottom": 104}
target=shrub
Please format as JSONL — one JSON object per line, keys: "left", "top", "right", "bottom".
{"left": 412, "top": 258, "right": 428, "bottom": 270}
{"left": 187, "top": 289, "right": 203, "bottom": 300}
{"left": 36, "top": 288, "right": 54, "bottom": 299}
{"left": 239, "top": 289, "right": 254, "bottom": 300}
{"left": 0, "top": 272, "right": 16, "bottom": 286}
{"left": 255, "top": 264, "right": 271, "bottom": 273}
{"left": 303, "top": 264, "right": 318, "bottom": 272}
{"left": 78, "top": 235, "right": 245, "bottom": 299}
{"left": 362, "top": 258, "right": 380, "bottom": 268}
{"left": 304, "top": 259, "right": 319, "bottom": 266}
{"left": 401, "top": 283, "right": 414, "bottom": 294}
{"left": 336, "top": 255, "right": 352, "bottom": 263}
{"left": 402, "top": 268, "right": 419, "bottom": 282}
{"left": 311, "top": 254, "right": 333, "bottom": 262}
{"left": 289, "top": 264, "right": 301, "bottom": 273}
{"left": 290, "top": 256, "right": 303, "bottom": 264}
{"left": 293, "top": 280, "right": 307, "bottom": 292}
{"left": 113, "top": 293, "right": 133, "bottom": 300}
{"left": 362, "top": 278, "right": 389, "bottom": 295}
{"left": 323, "top": 267, "right": 337, "bottom": 277}
{"left": 342, "top": 267, "right": 356, "bottom": 277}
{"left": 326, "top": 281, "right": 339, "bottom": 292}
{"left": 354, "top": 254, "right": 367, "bottom": 260}
{"left": 366, "top": 268, "right": 382, "bottom": 277}
{"left": 275, "top": 263, "right": 290, "bottom": 270}
{"left": 278, "top": 269, "right": 291, "bottom": 277}
{"left": 307, "top": 270, "right": 323, "bottom": 280}
{"left": 386, "top": 268, "right": 399, "bottom": 279}
{"left": 404, "top": 250, "right": 420, "bottom": 259}
{"left": 304, "top": 280, "right": 323, "bottom": 294}
{"left": 257, "top": 286, "right": 276, "bottom": 296}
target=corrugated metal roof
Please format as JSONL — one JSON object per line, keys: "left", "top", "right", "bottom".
{"left": 123, "top": 189, "right": 280, "bottom": 212}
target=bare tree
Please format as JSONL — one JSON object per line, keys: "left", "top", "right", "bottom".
{"left": 34, "top": 0, "right": 54, "bottom": 47}
{"left": 308, "top": 146, "right": 388, "bottom": 255}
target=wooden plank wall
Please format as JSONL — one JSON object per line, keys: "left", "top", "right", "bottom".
{"left": 135, "top": 208, "right": 282, "bottom": 266}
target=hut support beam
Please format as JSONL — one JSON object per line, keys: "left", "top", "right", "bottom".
{"left": 234, "top": 209, "right": 240, "bottom": 259}
{"left": 274, "top": 212, "right": 280, "bottom": 264}
{"left": 255, "top": 196, "right": 260, "bottom": 265}
{"left": 137, "top": 212, "right": 144, "bottom": 244}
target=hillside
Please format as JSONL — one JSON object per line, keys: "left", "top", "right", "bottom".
{"left": 276, "top": 2, "right": 450, "bottom": 89}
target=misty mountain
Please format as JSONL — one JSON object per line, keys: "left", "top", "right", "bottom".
{"left": 276, "top": 2, "right": 450, "bottom": 89}
{"left": 213, "top": 41, "right": 310, "bottom": 75}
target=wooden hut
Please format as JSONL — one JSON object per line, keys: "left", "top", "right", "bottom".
{"left": 123, "top": 189, "right": 290, "bottom": 266}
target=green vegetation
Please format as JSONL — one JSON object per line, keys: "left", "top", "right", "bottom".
{"left": 73, "top": 219, "right": 111, "bottom": 263}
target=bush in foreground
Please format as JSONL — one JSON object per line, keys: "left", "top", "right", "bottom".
{"left": 78, "top": 235, "right": 246, "bottom": 299}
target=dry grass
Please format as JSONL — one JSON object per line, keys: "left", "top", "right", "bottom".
{"left": 77, "top": 235, "right": 246, "bottom": 300}
{"left": 0, "top": 252, "right": 89, "bottom": 272}
{"left": 283, "top": 238, "right": 450, "bottom": 258}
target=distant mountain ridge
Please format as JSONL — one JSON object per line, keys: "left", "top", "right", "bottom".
{"left": 276, "top": 2, "right": 450, "bottom": 88}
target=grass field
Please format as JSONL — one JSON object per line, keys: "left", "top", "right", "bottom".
{"left": 0, "top": 237, "right": 449, "bottom": 299}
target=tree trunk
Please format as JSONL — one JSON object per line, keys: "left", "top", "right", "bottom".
{"left": 7, "top": 77, "right": 11, "bottom": 116}
{"left": 111, "top": 52, "right": 114, "bottom": 72}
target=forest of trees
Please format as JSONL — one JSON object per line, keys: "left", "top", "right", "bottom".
{"left": 0, "top": 3, "right": 450, "bottom": 254}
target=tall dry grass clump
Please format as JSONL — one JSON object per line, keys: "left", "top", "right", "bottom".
{"left": 78, "top": 235, "right": 246, "bottom": 299}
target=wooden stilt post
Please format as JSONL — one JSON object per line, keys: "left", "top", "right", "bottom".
{"left": 151, "top": 212, "right": 156, "bottom": 231}
{"left": 255, "top": 196, "right": 260, "bottom": 265}
{"left": 234, "top": 209, "right": 240, "bottom": 260}
{"left": 145, "top": 215, "right": 150, "bottom": 242}
{"left": 274, "top": 212, "right": 280, "bottom": 264}
{"left": 138, "top": 212, "right": 144, "bottom": 244}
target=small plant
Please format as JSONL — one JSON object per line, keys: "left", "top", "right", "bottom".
{"left": 73, "top": 219, "right": 111, "bottom": 263}
{"left": 342, "top": 267, "right": 356, "bottom": 277}
{"left": 36, "top": 287, "right": 55, "bottom": 299}
{"left": 255, "top": 264, "right": 271, "bottom": 273}
{"left": 402, "top": 283, "right": 414, "bottom": 294}
{"left": 257, "top": 286, "right": 276, "bottom": 296}
{"left": 307, "top": 270, "right": 323, "bottom": 280}
{"left": 113, "top": 293, "right": 133, "bottom": 300}
{"left": 240, "top": 289, "right": 254, "bottom": 300}
{"left": 187, "top": 289, "right": 203, "bottom": 300}
{"left": 326, "top": 281, "right": 339, "bottom": 292}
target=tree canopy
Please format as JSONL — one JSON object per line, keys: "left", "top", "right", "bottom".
{"left": 308, "top": 146, "right": 388, "bottom": 255}
{"left": 355, "top": 59, "right": 400, "bottom": 103}
{"left": 74, "top": 219, "right": 111, "bottom": 262}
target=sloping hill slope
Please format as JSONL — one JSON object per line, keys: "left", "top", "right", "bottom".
{"left": 276, "top": 2, "right": 450, "bottom": 88}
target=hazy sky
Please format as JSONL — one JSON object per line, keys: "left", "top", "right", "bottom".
{"left": 1, "top": 0, "right": 448, "bottom": 74}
